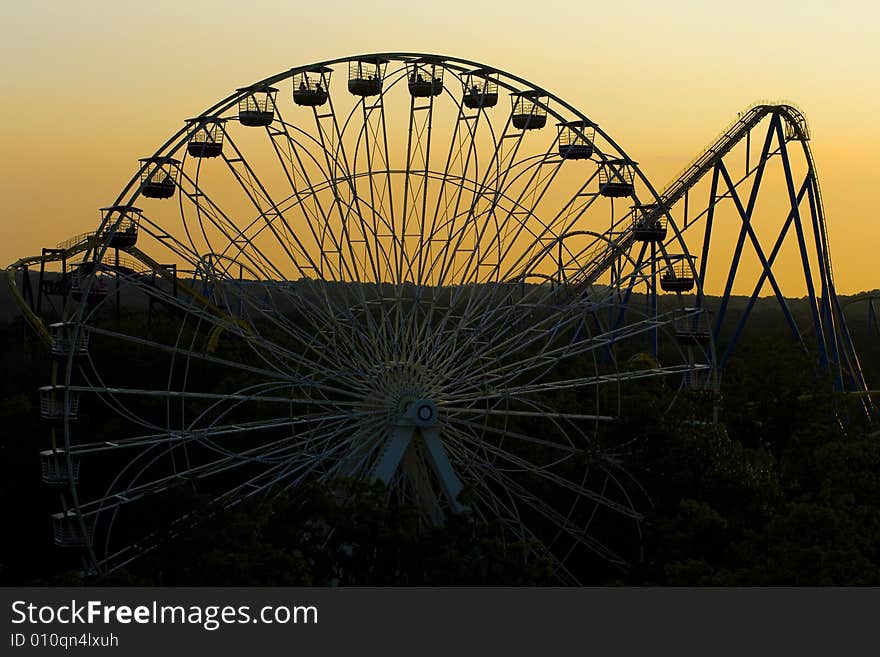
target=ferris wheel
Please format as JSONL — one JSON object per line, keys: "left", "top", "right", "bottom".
{"left": 41, "top": 53, "right": 713, "bottom": 582}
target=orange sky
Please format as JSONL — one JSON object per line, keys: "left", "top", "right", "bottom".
{"left": 1, "top": 0, "right": 878, "bottom": 294}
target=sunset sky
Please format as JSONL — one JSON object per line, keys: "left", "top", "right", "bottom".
{"left": 1, "top": 0, "right": 877, "bottom": 294}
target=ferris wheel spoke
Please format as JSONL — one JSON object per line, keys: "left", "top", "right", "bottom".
{"left": 76, "top": 363, "right": 328, "bottom": 433}
{"left": 453, "top": 363, "right": 700, "bottom": 406}
{"left": 84, "top": 414, "right": 366, "bottom": 519}
{"left": 86, "top": 325, "right": 291, "bottom": 382}
{"left": 273, "top": 419, "right": 394, "bottom": 489}
{"left": 425, "top": 300, "right": 581, "bottom": 386}
{"left": 196, "top": 415, "right": 366, "bottom": 467}
{"left": 421, "top": 97, "right": 477, "bottom": 287}
{"left": 218, "top": 131, "right": 330, "bottom": 279}
{"left": 184, "top": 270, "right": 390, "bottom": 383}
{"left": 76, "top": 360, "right": 174, "bottom": 432}
{"left": 353, "top": 98, "right": 398, "bottom": 291}
{"left": 187, "top": 184, "right": 392, "bottom": 371}
{"left": 428, "top": 141, "right": 484, "bottom": 289}
{"left": 453, "top": 317, "right": 632, "bottom": 386}
{"left": 449, "top": 122, "right": 535, "bottom": 286}
{"left": 358, "top": 99, "right": 402, "bottom": 286}
{"left": 418, "top": 267, "right": 526, "bottom": 369}
{"left": 447, "top": 288, "right": 575, "bottom": 364}
{"left": 442, "top": 439, "right": 581, "bottom": 582}
{"left": 430, "top": 111, "right": 514, "bottom": 290}
{"left": 219, "top": 136, "right": 381, "bottom": 334}
{"left": 81, "top": 450, "right": 290, "bottom": 519}
{"left": 517, "top": 169, "right": 605, "bottom": 268}
{"left": 174, "top": 166, "right": 304, "bottom": 281}
{"left": 426, "top": 218, "right": 572, "bottom": 364}
{"left": 464, "top": 459, "right": 630, "bottom": 566}
{"left": 447, "top": 406, "right": 613, "bottom": 425}
{"left": 394, "top": 93, "right": 447, "bottom": 357}
{"left": 66, "top": 411, "right": 359, "bottom": 455}
{"left": 308, "top": 113, "right": 375, "bottom": 293}
{"left": 444, "top": 413, "right": 583, "bottom": 455}
{"left": 442, "top": 426, "right": 630, "bottom": 564}
{"left": 133, "top": 214, "right": 204, "bottom": 268}
{"left": 97, "top": 456, "right": 308, "bottom": 570}
{"left": 443, "top": 418, "right": 581, "bottom": 476}
{"left": 66, "top": 384, "right": 369, "bottom": 407}
{"left": 436, "top": 161, "right": 559, "bottom": 352}
{"left": 441, "top": 301, "right": 665, "bottom": 388}
{"left": 208, "top": 459, "right": 301, "bottom": 506}
{"left": 403, "top": 91, "right": 440, "bottom": 288}
{"left": 260, "top": 117, "right": 354, "bottom": 279}
{"left": 323, "top": 96, "right": 394, "bottom": 294}
{"left": 177, "top": 172, "right": 292, "bottom": 282}
{"left": 320, "top": 416, "right": 395, "bottom": 481}
{"left": 214, "top": 426, "right": 374, "bottom": 507}
{"left": 478, "top": 149, "right": 567, "bottom": 276}
{"left": 83, "top": 276, "right": 366, "bottom": 392}
{"left": 92, "top": 453, "right": 305, "bottom": 570}
{"left": 235, "top": 294, "right": 379, "bottom": 384}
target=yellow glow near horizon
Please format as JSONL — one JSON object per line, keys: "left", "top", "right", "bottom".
{"left": 1, "top": 0, "right": 878, "bottom": 294}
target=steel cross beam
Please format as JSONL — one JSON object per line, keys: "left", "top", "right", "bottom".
{"left": 714, "top": 157, "right": 805, "bottom": 350}
{"left": 719, "top": 177, "right": 811, "bottom": 370}
{"left": 774, "top": 118, "right": 830, "bottom": 370}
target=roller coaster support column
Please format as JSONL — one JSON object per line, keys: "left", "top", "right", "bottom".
{"left": 775, "top": 115, "right": 830, "bottom": 372}
{"left": 695, "top": 166, "right": 720, "bottom": 311}
{"left": 37, "top": 248, "right": 66, "bottom": 315}
{"left": 651, "top": 241, "right": 659, "bottom": 358}
{"left": 711, "top": 116, "right": 804, "bottom": 366}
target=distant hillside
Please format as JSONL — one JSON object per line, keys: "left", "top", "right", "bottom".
{"left": 1, "top": 271, "right": 876, "bottom": 383}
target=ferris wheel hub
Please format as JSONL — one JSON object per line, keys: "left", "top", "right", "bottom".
{"left": 400, "top": 398, "right": 437, "bottom": 428}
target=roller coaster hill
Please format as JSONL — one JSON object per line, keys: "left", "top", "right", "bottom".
{"left": 2, "top": 54, "right": 876, "bottom": 581}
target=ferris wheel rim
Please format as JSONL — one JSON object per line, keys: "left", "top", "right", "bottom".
{"left": 53, "top": 52, "right": 714, "bottom": 581}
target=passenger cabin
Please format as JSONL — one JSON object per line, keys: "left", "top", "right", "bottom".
{"left": 237, "top": 85, "right": 277, "bottom": 126}
{"left": 69, "top": 262, "right": 108, "bottom": 303}
{"left": 49, "top": 322, "right": 88, "bottom": 360}
{"left": 39, "top": 385, "right": 79, "bottom": 421}
{"left": 558, "top": 120, "right": 595, "bottom": 160}
{"left": 51, "top": 511, "right": 90, "bottom": 546}
{"left": 293, "top": 66, "right": 332, "bottom": 106}
{"left": 632, "top": 204, "right": 667, "bottom": 242}
{"left": 139, "top": 157, "right": 179, "bottom": 199}
{"left": 511, "top": 91, "right": 548, "bottom": 130}
{"left": 660, "top": 256, "right": 696, "bottom": 292}
{"left": 461, "top": 69, "right": 499, "bottom": 109}
{"left": 186, "top": 118, "right": 226, "bottom": 158}
{"left": 348, "top": 58, "right": 388, "bottom": 97}
{"left": 674, "top": 309, "right": 712, "bottom": 346}
{"left": 41, "top": 449, "right": 80, "bottom": 484}
{"left": 598, "top": 159, "right": 635, "bottom": 197}
{"left": 97, "top": 205, "right": 141, "bottom": 249}
{"left": 407, "top": 58, "right": 444, "bottom": 97}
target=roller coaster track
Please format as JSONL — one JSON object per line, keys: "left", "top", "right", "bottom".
{"left": 4, "top": 232, "right": 99, "bottom": 344}
{"left": 572, "top": 103, "right": 815, "bottom": 289}
{"left": 569, "top": 101, "right": 867, "bottom": 400}
{"left": 4, "top": 231, "right": 242, "bottom": 350}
